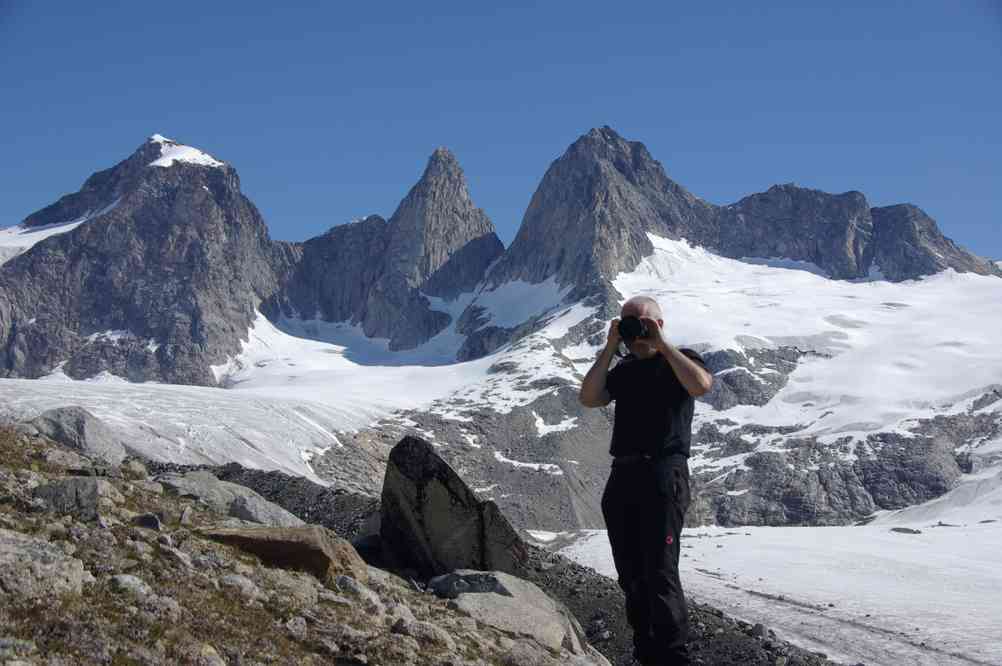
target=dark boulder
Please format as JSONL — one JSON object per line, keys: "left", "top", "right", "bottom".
{"left": 380, "top": 436, "right": 528, "bottom": 578}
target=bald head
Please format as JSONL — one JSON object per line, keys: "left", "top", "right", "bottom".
{"left": 621, "top": 295, "right": 663, "bottom": 320}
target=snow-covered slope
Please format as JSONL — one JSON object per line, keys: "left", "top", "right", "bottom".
{"left": 0, "top": 199, "right": 119, "bottom": 266}
{"left": 615, "top": 235, "right": 1002, "bottom": 445}
{"left": 560, "top": 520, "right": 1002, "bottom": 666}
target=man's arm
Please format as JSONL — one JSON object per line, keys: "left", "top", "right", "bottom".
{"left": 579, "top": 319, "right": 620, "bottom": 408}
{"left": 660, "top": 343, "right": 713, "bottom": 397}
{"left": 641, "top": 316, "right": 714, "bottom": 397}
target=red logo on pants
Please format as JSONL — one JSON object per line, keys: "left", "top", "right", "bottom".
{"left": 666, "top": 535, "right": 674, "bottom": 545}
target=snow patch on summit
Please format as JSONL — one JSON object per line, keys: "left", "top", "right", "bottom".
{"left": 148, "top": 135, "right": 224, "bottom": 169}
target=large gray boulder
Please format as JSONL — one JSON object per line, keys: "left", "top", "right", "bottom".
{"left": 28, "top": 406, "right": 127, "bottom": 465}
{"left": 0, "top": 529, "right": 91, "bottom": 599}
{"left": 32, "top": 477, "right": 125, "bottom": 521}
{"left": 157, "top": 470, "right": 304, "bottom": 527}
{"left": 429, "top": 569, "right": 609, "bottom": 663}
{"left": 380, "top": 436, "right": 528, "bottom": 578}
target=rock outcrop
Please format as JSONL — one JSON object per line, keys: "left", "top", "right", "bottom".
{"left": 200, "top": 525, "right": 370, "bottom": 586}
{"left": 28, "top": 405, "right": 128, "bottom": 466}
{"left": 716, "top": 185, "right": 1001, "bottom": 281}
{"left": 871, "top": 203, "right": 1002, "bottom": 280}
{"left": 156, "top": 470, "right": 305, "bottom": 527}
{"left": 429, "top": 569, "right": 602, "bottom": 658}
{"left": 716, "top": 184, "right": 875, "bottom": 279}
{"left": 32, "top": 477, "right": 125, "bottom": 522}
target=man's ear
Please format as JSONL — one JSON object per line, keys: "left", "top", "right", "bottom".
{"left": 657, "top": 319, "right": 664, "bottom": 328}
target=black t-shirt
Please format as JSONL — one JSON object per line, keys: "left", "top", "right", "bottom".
{"left": 606, "top": 348, "right": 707, "bottom": 457}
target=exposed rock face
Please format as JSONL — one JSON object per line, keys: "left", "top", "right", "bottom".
{"left": 715, "top": 184, "right": 999, "bottom": 282}
{"left": 684, "top": 404, "right": 998, "bottom": 526}
{"left": 28, "top": 406, "right": 128, "bottom": 466}
{"left": 0, "top": 135, "right": 294, "bottom": 385}
{"left": 716, "top": 184, "right": 875, "bottom": 279}
{"left": 383, "top": 148, "right": 499, "bottom": 296}
{"left": 269, "top": 148, "right": 504, "bottom": 352}
{"left": 488, "top": 126, "right": 718, "bottom": 296}
{"left": 380, "top": 436, "right": 528, "bottom": 578}
{"left": 872, "top": 204, "right": 1002, "bottom": 280}
{"left": 854, "top": 432, "right": 963, "bottom": 509}
{"left": 270, "top": 214, "right": 390, "bottom": 324}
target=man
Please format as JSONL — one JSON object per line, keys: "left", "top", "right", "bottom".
{"left": 579, "top": 295, "right": 713, "bottom": 665}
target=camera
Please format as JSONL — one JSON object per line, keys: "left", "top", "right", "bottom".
{"left": 618, "top": 316, "right": 649, "bottom": 343}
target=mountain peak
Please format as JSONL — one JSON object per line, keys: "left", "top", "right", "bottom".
{"left": 384, "top": 146, "right": 498, "bottom": 284}
{"left": 141, "top": 134, "right": 224, "bottom": 169}
{"left": 486, "top": 127, "right": 718, "bottom": 293}
{"left": 419, "top": 146, "right": 463, "bottom": 182}
{"left": 569, "top": 125, "right": 634, "bottom": 156}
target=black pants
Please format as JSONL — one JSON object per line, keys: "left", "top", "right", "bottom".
{"left": 601, "top": 454, "right": 691, "bottom": 665}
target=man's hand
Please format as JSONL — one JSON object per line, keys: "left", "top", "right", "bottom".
{"left": 606, "top": 317, "right": 622, "bottom": 351}
{"left": 580, "top": 318, "right": 621, "bottom": 408}
{"left": 640, "top": 316, "right": 667, "bottom": 352}
{"left": 640, "top": 315, "right": 714, "bottom": 397}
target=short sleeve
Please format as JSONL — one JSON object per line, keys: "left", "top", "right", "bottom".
{"left": 606, "top": 363, "right": 621, "bottom": 400}
{"left": 679, "top": 348, "right": 708, "bottom": 369}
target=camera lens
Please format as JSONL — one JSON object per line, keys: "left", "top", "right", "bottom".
{"left": 618, "top": 316, "right": 646, "bottom": 342}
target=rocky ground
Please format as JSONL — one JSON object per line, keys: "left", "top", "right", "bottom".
{"left": 0, "top": 426, "right": 602, "bottom": 665}
{"left": 0, "top": 420, "right": 850, "bottom": 665}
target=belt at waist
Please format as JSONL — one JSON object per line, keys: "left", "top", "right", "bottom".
{"left": 611, "top": 452, "right": 687, "bottom": 467}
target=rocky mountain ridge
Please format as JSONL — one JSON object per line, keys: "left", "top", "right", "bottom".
{"left": 2, "top": 128, "right": 998, "bottom": 385}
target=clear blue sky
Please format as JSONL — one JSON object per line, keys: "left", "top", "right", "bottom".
{"left": 2, "top": 1, "right": 1000, "bottom": 258}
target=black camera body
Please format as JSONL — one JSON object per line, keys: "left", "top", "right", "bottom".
{"left": 618, "top": 315, "right": 650, "bottom": 343}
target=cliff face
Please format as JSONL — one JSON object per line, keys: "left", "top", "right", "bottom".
{"left": 716, "top": 184, "right": 876, "bottom": 279}
{"left": 360, "top": 148, "right": 503, "bottom": 349}
{"left": 269, "top": 148, "right": 504, "bottom": 351}
{"left": 487, "top": 126, "right": 718, "bottom": 297}
{"left": 0, "top": 136, "right": 292, "bottom": 385}
{"left": 871, "top": 204, "right": 1002, "bottom": 280}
